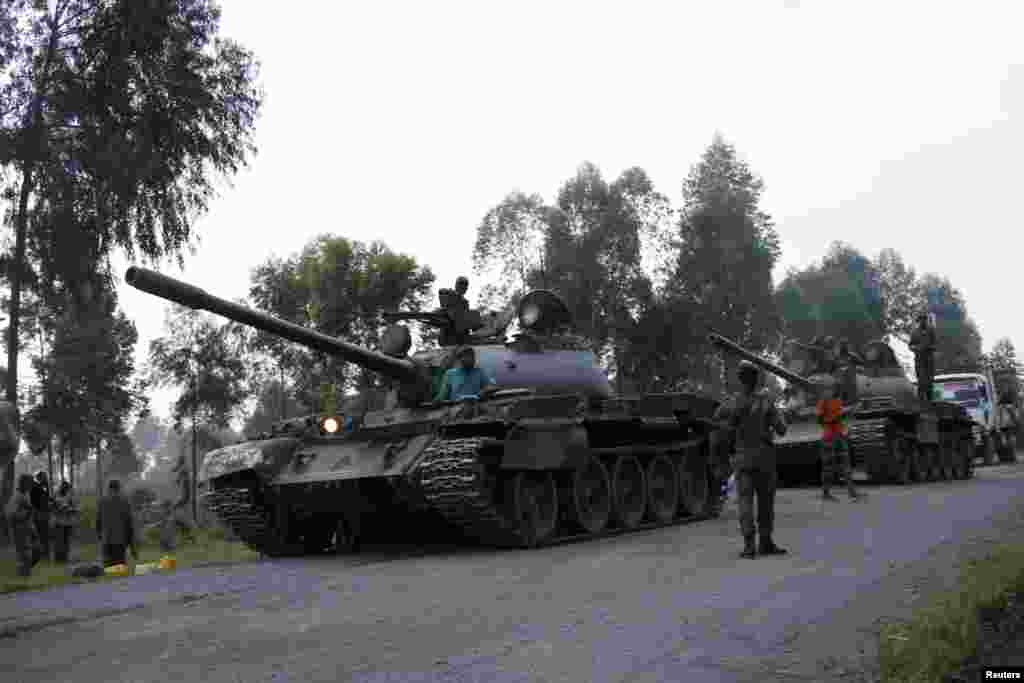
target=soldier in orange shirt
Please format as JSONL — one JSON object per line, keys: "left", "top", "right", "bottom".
{"left": 817, "top": 380, "right": 863, "bottom": 501}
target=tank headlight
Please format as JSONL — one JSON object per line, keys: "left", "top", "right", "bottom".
{"left": 520, "top": 303, "right": 541, "bottom": 328}
{"left": 322, "top": 417, "right": 340, "bottom": 434}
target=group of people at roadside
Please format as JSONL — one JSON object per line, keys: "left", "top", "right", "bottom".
{"left": 4, "top": 472, "right": 80, "bottom": 576}
{"left": 5, "top": 470, "right": 196, "bottom": 578}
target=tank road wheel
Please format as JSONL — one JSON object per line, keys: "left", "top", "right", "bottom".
{"left": 999, "top": 432, "right": 1017, "bottom": 463}
{"left": 678, "top": 461, "right": 711, "bottom": 518}
{"left": 504, "top": 472, "right": 559, "bottom": 547}
{"left": 333, "top": 517, "right": 359, "bottom": 555}
{"left": 940, "top": 442, "right": 953, "bottom": 481}
{"left": 953, "top": 436, "right": 971, "bottom": 480}
{"left": 893, "top": 437, "right": 914, "bottom": 485}
{"left": 569, "top": 456, "right": 612, "bottom": 535}
{"left": 982, "top": 435, "right": 997, "bottom": 466}
{"left": 645, "top": 455, "right": 681, "bottom": 524}
{"left": 610, "top": 456, "right": 647, "bottom": 530}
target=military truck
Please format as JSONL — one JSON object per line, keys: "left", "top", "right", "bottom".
{"left": 934, "top": 366, "right": 1019, "bottom": 465}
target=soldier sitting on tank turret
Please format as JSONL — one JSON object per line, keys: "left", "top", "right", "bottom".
{"left": 437, "top": 276, "right": 474, "bottom": 346}
{"left": 434, "top": 346, "right": 496, "bottom": 401}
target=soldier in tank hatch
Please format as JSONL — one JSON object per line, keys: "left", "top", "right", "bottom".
{"left": 435, "top": 346, "right": 496, "bottom": 401}
{"left": 713, "top": 360, "right": 789, "bottom": 559}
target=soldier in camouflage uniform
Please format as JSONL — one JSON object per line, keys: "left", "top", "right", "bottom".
{"left": 5, "top": 474, "right": 41, "bottom": 577}
{"left": 714, "top": 361, "right": 789, "bottom": 559}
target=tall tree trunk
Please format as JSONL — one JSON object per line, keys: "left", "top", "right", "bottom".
{"left": 2, "top": 9, "right": 63, "bottom": 537}
{"left": 191, "top": 417, "right": 198, "bottom": 525}
{"left": 95, "top": 438, "right": 103, "bottom": 500}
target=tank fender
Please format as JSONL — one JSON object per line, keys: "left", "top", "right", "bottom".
{"left": 199, "top": 437, "right": 303, "bottom": 484}
{"left": 501, "top": 419, "right": 589, "bottom": 470}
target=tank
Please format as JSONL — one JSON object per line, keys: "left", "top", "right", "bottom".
{"left": 126, "top": 267, "right": 728, "bottom": 555}
{"left": 708, "top": 333, "right": 976, "bottom": 486}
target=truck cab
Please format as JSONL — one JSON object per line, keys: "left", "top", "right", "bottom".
{"left": 934, "top": 370, "right": 1017, "bottom": 464}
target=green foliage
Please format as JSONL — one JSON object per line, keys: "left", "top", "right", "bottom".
{"left": 146, "top": 305, "right": 249, "bottom": 432}
{"left": 0, "top": 0, "right": 262, "bottom": 511}
{"left": 879, "top": 544, "right": 1024, "bottom": 682}
{"left": 247, "top": 235, "right": 435, "bottom": 409}
{"left": 242, "top": 379, "right": 304, "bottom": 437}
{"left": 918, "top": 273, "right": 983, "bottom": 372}
{"left": 987, "top": 338, "right": 1019, "bottom": 373}
{"left": 671, "top": 135, "right": 782, "bottom": 391}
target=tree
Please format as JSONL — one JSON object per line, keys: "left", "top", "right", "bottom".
{"left": 247, "top": 235, "right": 435, "bottom": 412}
{"left": 0, "top": 0, "right": 262, "bottom": 507}
{"left": 775, "top": 242, "right": 886, "bottom": 354}
{"left": 671, "top": 134, "right": 782, "bottom": 392}
{"left": 242, "top": 379, "right": 303, "bottom": 437}
{"left": 472, "top": 192, "right": 552, "bottom": 309}
{"left": 874, "top": 248, "right": 924, "bottom": 342}
{"left": 146, "top": 304, "right": 249, "bottom": 522}
{"left": 918, "top": 273, "right": 983, "bottom": 372}
{"left": 987, "top": 338, "right": 1019, "bottom": 373}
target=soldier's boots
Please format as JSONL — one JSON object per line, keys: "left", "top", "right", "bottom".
{"left": 758, "top": 535, "right": 788, "bottom": 556}
{"left": 740, "top": 535, "right": 757, "bottom": 559}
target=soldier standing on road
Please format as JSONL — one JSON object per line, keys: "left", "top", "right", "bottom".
{"left": 52, "top": 480, "right": 79, "bottom": 563}
{"left": 96, "top": 479, "right": 137, "bottom": 567}
{"left": 713, "top": 361, "right": 789, "bottom": 559}
{"left": 171, "top": 455, "right": 196, "bottom": 539}
{"left": 818, "top": 381, "right": 863, "bottom": 501}
{"left": 909, "top": 312, "right": 937, "bottom": 402}
{"left": 5, "top": 474, "right": 41, "bottom": 577}
{"left": 30, "top": 471, "right": 52, "bottom": 561}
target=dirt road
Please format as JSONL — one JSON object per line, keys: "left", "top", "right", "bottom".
{"left": 3, "top": 463, "right": 1024, "bottom": 683}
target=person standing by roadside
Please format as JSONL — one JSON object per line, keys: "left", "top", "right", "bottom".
{"left": 30, "top": 471, "right": 52, "bottom": 561}
{"left": 5, "top": 474, "right": 40, "bottom": 577}
{"left": 713, "top": 361, "right": 790, "bottom": 559}
{"left": 818, "top": 382, "right": 863, "bottom": 501}
{"left": 96, "top": 479, "right": 137, "bottom": 567}
{"left": 52, "top": 481, "right": 79, "bottom": 563}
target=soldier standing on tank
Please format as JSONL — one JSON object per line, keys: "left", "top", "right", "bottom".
{"left": 909, "top": 312, "right": 937, "bottom": 402}
{"left": 713, "top": 361, "right": 789, "bottom": 559}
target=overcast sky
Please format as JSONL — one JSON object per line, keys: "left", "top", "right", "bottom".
{"left": 107, "top": 0, "right": 1024, "bottom": 423}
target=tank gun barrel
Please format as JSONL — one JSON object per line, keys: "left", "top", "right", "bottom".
{"left": 125, "top": 267, "right": 422, "bottom": 384}
{"left": 708, "top": 332, "right": 816, "bottom": 392}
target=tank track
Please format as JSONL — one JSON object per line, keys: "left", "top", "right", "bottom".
{"left": 847, "top": 417, "right": 890, "bottom": 472}
{"left": 201, "top": 488, "right": 279, "bottom": 555}
{"left": 415, "top": 436, "right": 723, "bottom": 550}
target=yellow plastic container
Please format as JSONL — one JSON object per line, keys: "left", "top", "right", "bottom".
{"left": 135, "top": 562, "right": 158, "bottom": 575}
{"left": 159, "top": 556, "right": 177, "bottom": 571}
{"left": 105, "top": 563, "right": 130, "bottom": 577}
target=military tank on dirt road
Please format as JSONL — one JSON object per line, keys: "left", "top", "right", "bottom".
{"left": 126, "top": 267, "right": 727, "bottom": 556}
{"left": 708, "top": 333, "right": 976, "bottom": 486}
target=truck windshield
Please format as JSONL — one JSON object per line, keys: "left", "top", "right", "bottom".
{"left": 937, "top": 381, "right": 984, "bottom": 404}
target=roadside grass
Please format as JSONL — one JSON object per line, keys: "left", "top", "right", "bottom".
{"left": 1, "top": 525, "right": 259, "bottom": 595}
{"left": 879, "top": 543, "right": 1024, "bottom": 682}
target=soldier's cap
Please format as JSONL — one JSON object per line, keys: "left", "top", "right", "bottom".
{"left": 456, "top": 276, "right": 469, "bottom": 285}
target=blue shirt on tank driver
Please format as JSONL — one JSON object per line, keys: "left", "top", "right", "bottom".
{"left": 436, "top": 366, "right": 494, "bottom": 401}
